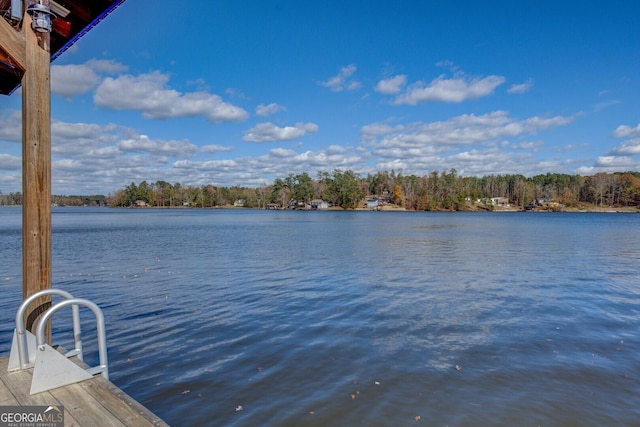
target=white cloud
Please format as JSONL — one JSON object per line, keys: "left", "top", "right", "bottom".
{"left": 31, "top": 118, "right": 201, "bottom": 193}
{"left": 612, "top": 123, "right": 640, "bottom": 138}
{"left": 507, "top": 79, "right": 534, "bottom": 94}
{"left": 201, "top": 144, "right": 233, "bottom": 153}
{"left": 0, "top": 154, "right": 21, "bottom": 170}
{"left": 554, "top": 143, "right": 588, "bottom": 153}
{"left": 289, "top": 150, "right": 362, "bottom": 167}
{"left": 355, "top": 111, "right": 577, "bottom": 178}
{"left": 52, "top": 64, "right": 100, "bottom": 98}
{"left": 320, "top": 64, "right": 361, "bottom": 92}
{"left": 51, "top": 121, "right": 119, "bottom": 156}
{"left": 52, "top": 121, "right": 114, "bottom": 140}
{"left": 594, "top": 156, "right": 637, "bottom": 168}
{"left": 449, "top": 148, "right": 508, "bottom": 163}
{"left": 514, "top": 140, "right": 544, "bottom": 150}
{"left": 362, "top": 111, "right": 575, "bottom": 151}
{"left": 256, "top": 103, "right": 286, "bottom": 117}
{"left": 84, "top": 146, "right": 121, "bottom": 159}
{"left": 375, "top": 75, "right": 407, "bottom": 95}
{"left": 117, "top": 135, "right": 197, "bottom": 157}
{"left": 269, "top": 147, "right": 297, "bottom": 158}
{"left": 94, "top": 72, "right": 249, "bottom": 123}
{"left": 441, "top": 148, "right": 534, "bottom": 177}
{"left": 361, "top": 122, "right": 403, "bottom": 140}
{"left": 609, "top": 138, "right": 640, "bottom": 155}
{"left": 85, "top": 59, "right": 128, "bottom": 74}
{"left": 577, "top": 154, "right": 640, "bottom": 175}
{"left": 48, "top": 129, "right": 181, "bottom": 190}
{"left": 361, "top": 111, "right": 576, "bottom": 177}
{"left": 392, "top": 73, "right": 505, "bottom": 105}
{"left": 243, "top": 122, "right": 319, "bottom": 142}
{"left": 52, "top": 60, "right": 128, "bottom": 98}
{"left": 326, "top": 145, "right": 347, "bottom": 155}
{"left": 174, "top": 159, "right": 238, "bottom": 170}
{"left": 0, "top": 110, "right": 22, "bottom": 142}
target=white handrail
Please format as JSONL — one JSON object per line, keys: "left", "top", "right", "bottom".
{"left": 35, "top": 298, "right": 109, "bottom": 380}
{"left": 14, "top": 289, "right": 82, "bottom": 370}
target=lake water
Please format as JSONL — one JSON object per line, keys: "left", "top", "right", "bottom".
{"left": 1, "top": 207, "right": 639, "bottom": 426}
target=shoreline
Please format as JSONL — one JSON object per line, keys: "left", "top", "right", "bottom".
{"left": 2, "top": 205, "right": 639, "bottom": 213}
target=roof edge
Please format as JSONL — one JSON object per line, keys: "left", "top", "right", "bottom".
{"left": 51, "top": 0, "right": 127, "bottom": 62}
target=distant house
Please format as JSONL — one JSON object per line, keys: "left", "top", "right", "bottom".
{"left": 490, "top": 197, "right": 509, "bottom": 207}
{"left": 310, "top": 199, "right": 329, "bottom": 209}
{"left": 133, "top": 200, "right": 147, "bottom": 208}
{"left": 234, "top": 199, "right": 246, "bottom": 207}
{"left": 366, "top": 199, "right": 380, "bottom": 209}
{"left": 534, "top": 199, "right": 563, "bottom": 211}
{"left": 288, "top": 200, "right": 307, "bottom": 209}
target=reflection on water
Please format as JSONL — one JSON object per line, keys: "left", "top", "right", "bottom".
{"left": 1, "top": 208, "right": 639, "bottom": 426}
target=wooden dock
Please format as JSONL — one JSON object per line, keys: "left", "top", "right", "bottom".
{"left": 0, "top": 355, "right": 169, "bottom": 427}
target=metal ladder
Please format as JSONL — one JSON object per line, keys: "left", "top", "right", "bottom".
{"left": 7, "top": 289, "right": 109, "bottom": 394}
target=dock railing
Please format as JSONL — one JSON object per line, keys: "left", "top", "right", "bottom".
{"left": 7, "top": 289, "right": 110, "bottom": 394}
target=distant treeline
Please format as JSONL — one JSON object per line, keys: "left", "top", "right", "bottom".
{"left": 106, "top": 170, "right": 640, "bottom": 210}
{"left": 3, "top": 170, "right": 639, "bottom": 210}
{"left": 0, "top": 193, "right": 107, "bottom": 207}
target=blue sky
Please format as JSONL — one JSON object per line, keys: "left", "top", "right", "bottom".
{"left": 1, "top": 0, "right": 640, "bottom": 195}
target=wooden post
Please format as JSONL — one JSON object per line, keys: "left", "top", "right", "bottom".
{"left": 3, "top": 1, "right": 124, "bottom": 344}
{"left": 21, "top": 11, "right": 53, "bottom": 342}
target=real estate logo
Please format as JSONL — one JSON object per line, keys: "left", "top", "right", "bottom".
{"left": 0, "top": 406, "right": 64, "bottom": 427}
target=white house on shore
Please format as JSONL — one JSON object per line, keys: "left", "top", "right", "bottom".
{"left": 310, "top": 199, "right": 330, "bottom": 209}
{"left": 366, "top": 199, "right": 380, "bottom": 210}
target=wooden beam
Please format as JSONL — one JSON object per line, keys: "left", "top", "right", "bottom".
{"left": 0, "top": 15, "right": 26, "bottom": 70}
{"left": 22, "top": 13, "right": 53, "bottom": 342}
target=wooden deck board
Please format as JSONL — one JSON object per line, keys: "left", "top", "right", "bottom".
{"left": 48, "top": 381, "right": 127, "bottom": 427}
{"left": 0, "top": 379, "right": 18, "bottom": 406}
{"left": 0, "top": 355, "right": 169, "bottom": 427}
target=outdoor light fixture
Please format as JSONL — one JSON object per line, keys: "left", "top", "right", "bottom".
{"left": 26, "top": 0, "right": 56, "bottom": 33}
